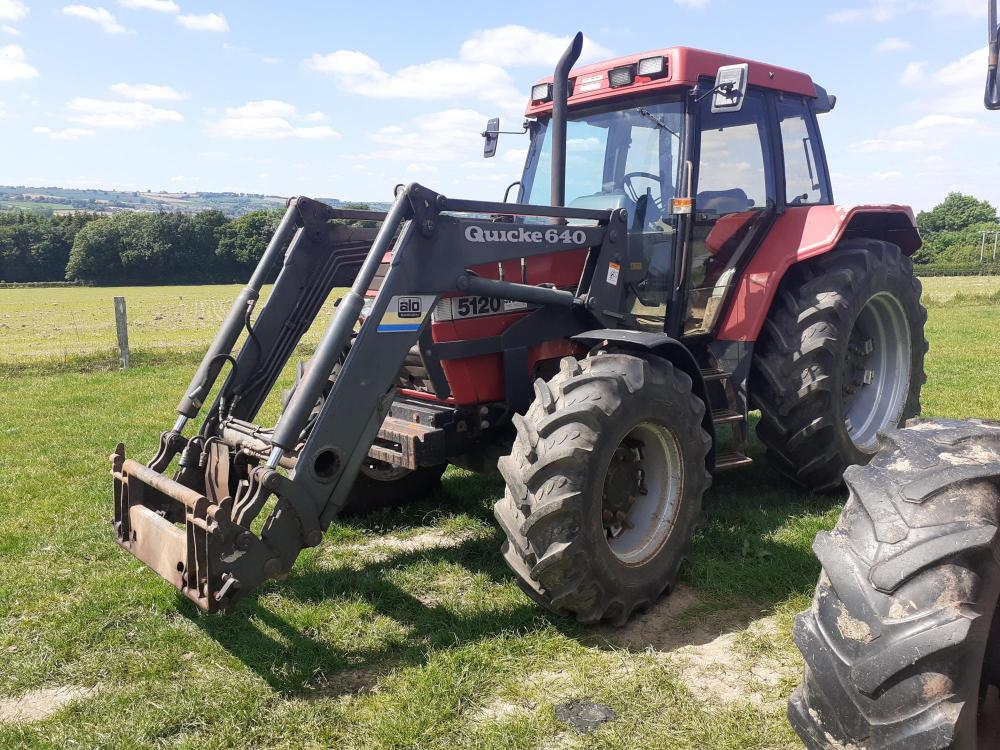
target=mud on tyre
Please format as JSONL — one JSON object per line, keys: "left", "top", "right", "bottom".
{"left": 789, "top": 419, "right": 1000, "bottom": 750}
{"left": 494, "top": 351, "right": 712, "bottom": 626}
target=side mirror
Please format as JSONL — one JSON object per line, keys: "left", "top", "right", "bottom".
{"left": 987, "top": 0, "right": 1000, "bottom": 109}
{"left": 711, "top": 63, "right": 749, "bottom": 114}
{"left": 482, "top": 117, "right": 500, "bottom": 158}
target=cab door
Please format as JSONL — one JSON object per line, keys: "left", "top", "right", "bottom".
{"left": 683, "top": 87, "right": 777, "bottom": 336}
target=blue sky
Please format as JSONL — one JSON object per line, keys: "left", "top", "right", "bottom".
{"left": 0, "top": 0, "right": 992, "bottom": 210}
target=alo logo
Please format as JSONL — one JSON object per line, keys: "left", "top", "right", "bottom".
{"left": 398, "top": 296, "right": 423, "bottom": 318}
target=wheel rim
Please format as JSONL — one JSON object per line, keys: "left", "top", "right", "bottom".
{"left": 842, "top": 292, "right": 911, "bottom": 450}
{"left": 602, "top": 422, "right": 683, "bottom": 566}
{"left": 360, "top": 459, "right": 411, "bottom": 482}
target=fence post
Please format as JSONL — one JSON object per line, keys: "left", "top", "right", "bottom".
{"left": 114, "top": 296, "right": 130, "bottom": 369}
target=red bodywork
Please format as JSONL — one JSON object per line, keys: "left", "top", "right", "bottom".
{"left": 718, "top": 205, "right": 921, "bottom": 342}
{"left": 526, "top": 46, "right": 816, "bottom": 117}
{"left": 426, "top": 253, "right": 588, "bottom": 404}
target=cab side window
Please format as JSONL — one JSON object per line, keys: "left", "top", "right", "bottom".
{"left": 684, "top": 88, "right": 775, "bottom": 335}
{"left": 778, "top": 97, "right": 830, "bottom": 206}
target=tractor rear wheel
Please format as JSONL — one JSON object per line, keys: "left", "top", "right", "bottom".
{"left": 789, "top": 420, "right": 1000, "bottom": 750}
{"left": 751, "top": 239, "right": 927, "bottom": 491}
{"left": 494, "top": 351, "right": 711, "bottom": 625}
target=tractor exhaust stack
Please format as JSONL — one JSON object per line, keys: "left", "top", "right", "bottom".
{"left": 550, "top": 31, "right": 583, "bottom": 207}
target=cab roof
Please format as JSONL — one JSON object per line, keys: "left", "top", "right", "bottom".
{"left": 525, "top": 46, "right": 818, "bottom": 117}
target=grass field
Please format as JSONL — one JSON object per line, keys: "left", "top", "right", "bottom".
{"left": 0, "top": 279, "right": 998, "bottom": 749}
{"left": 0, "top": 285, "right": 343, "bottom": 367}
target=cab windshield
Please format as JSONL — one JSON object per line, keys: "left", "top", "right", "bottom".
{"left": 520, "top": 96, "right": 685, "bottom": 331}
{"left": 521, "top": 96, "right": 684, "bottom": 231}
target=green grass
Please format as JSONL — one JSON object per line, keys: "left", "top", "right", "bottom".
{"left": 0, "top": 278, "right": 998, "bottom": 749}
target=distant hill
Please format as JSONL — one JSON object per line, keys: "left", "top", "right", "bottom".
{"left": 0, "top": 185, "right": 391, "bottom": 218}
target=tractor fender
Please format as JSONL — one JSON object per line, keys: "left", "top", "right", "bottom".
{"left": 571, "top": 329, "right": 715, "bottom": 468}
{"left": 717, "top": 204, "right": 921, "bottom": 343}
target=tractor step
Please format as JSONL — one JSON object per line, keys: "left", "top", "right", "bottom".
{"left": 711, "top": 409, "right": 744, "bottom": 426}
{"left": 700, "top": 367, "right": 731, "bottom": 382}
{"left": 715, "top": 451, "right": 753, "bottom": 471}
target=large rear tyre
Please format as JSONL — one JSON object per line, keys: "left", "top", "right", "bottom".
{"left": 751, "top": 239, "right": 927, "bottom": 492}
{"left": 494, "top": 352, "right": 712, "bottom": 625}
{"left": 789, "top": 420, "right": 1000, "bottom": 750}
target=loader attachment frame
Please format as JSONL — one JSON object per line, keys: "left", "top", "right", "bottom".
{"left": 113, "top": 183, "right": 629, "bottom": 612}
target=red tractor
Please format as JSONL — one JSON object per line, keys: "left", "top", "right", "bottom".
{"left": 111, "top": 36, "right": 926, "bottom": 633}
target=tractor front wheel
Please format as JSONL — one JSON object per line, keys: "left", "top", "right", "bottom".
{"left": 494, "top": 351, "right": 711, "bottom": 625}
{"left": 751, "top": 239, "right": 927, "bottom": 492}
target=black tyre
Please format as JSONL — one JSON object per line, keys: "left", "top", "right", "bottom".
{"left": 789, "top": 419, "right": 1000, "bottom": 750}
{"left": 751, "top": 239, "right": 927, "bottom": 492}
{"left": 339, "top": 461, "right": 447, "bottom": 516}
{"left": 494, "top": 351, "right": 711, "bottom": 625}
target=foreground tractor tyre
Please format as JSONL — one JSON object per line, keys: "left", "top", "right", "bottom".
{"left": 340, "top": 461, "right": 447, "bottom": 516}
{"left": 789, "top": 420, "right": 1000, "bottom": 750}
{"left": 494, "top": 352, "right": 711, "bottom": 625}
{"left": 751, "top": 239, "right": 927, "bottom": 491}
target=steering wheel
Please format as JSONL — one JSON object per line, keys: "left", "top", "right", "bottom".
{"left": 623, "top": 171, "right": 663, "bottom": 210}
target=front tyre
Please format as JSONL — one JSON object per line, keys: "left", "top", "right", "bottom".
{"left": 751, "top": 239, "right": 927, "bottom": 492}
{"left": 494, "top": 352, "right": 712, "bottom": 625}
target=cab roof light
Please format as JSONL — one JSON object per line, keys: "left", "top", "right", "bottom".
{"left": 531, "top": 82, "right": 553, "bottom": 104}
{"left": 637, "top": 56, "right": 667, "bottom": 79}
{"left": 608, "top": 64, "right": 635, "bottom": 88}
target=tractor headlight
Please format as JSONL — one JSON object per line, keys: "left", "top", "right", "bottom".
{"left": 530, "top": 83, "right": 553, "bottom": 103}
{"left": 637, "top": 56, "right": 667, "bottom": 79}
{"left": 608, "top": 64, "right": 636, "bottom": 88}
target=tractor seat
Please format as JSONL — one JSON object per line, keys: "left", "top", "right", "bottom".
{"left": 696, "top": 188, "right": 753, "bottom": 215}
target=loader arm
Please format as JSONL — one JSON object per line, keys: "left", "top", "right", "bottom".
{"left": 112, "top": 183, "right": 629, "bottom": 612}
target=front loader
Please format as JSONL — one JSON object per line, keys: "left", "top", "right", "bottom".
{"left": 114, "top": 34, "right": 927, "bottom": 625}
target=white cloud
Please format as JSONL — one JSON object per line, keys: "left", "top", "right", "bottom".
{"left": 67, "top": 97, "right": 183, "bottom": 128}
{"left": 177, "top": 12, "right": 227, "bottom": 32}
{"left": 306, "top": 51, "right": 522, "bottom": 111}
{"left": 358, "top": 108, "right": 496, "bottom": 163}
{"left": 110, "top": 82, "right": 186, "bottom": 101}
{"left": 900, "top": 61, "right": 927, "bottom": 86}
{"left": 0, "top": 43, "right": 37, "bottom": 80}
{"left": 903, "top": 47, "right": 988, "bottom": 112}
{"left": 2, "top": 24, "right": 19, "bottom": 34}
{"left": 117, "top": 0, "right": 178, "bottom": 12}
{"left": 207, "top": 99, "right": 340, "bottom": 140}
{"left": 876, "top": 37, "right": 911, "bottom": 52}
{"left": 303, "top": 111, "right": 327, "bottom": 122}
{"left": 673, "top": 0, "right": 709, "bottom": 6}
{"left": 34, "top": 126, "right": 96, "bottom": 140}
{"left": 62, "top": 5, "right": 129, "bottom": 34}
{"left": 849, "top": 138, "right": 939, "bottom": 154}
{"left": 0, "top": 1, "right": 27, "bottom": 22}
{"left": 459, "top": 26, "right": 611, "bottom": 67}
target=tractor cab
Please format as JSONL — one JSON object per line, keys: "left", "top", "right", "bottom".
{"left": 505, "top": 47, "right": 835, "bottom": 338}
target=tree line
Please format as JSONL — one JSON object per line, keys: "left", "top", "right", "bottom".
{"left": 0, "top": 193, "right": 997, "bottom": 285}
{"left": 0, "top": 203, "right": 373, "bottom": 285}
